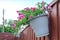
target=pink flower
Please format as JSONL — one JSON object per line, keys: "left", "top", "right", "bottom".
{"left": 17, "top": 17, "right": 21, "bottom": 20}
{"left": 47, "top": 4, "right": 52, "bottom": 12}
{"left": 19, "top": 15, "right": 25, "bottom": 19}
{"left": 18, "top": 12, "right": 24, "bottom": 16}
{"left": 41, "top": 1, "right": 45, "bottom": 5}
{"left": 48, "top": 4, "right": 51, "bottom": 9}
{"left": 25, "top": 7, "right": 30, "bottom": 11}
{"left": 17, "top": 14, "right": 25, "bottom": 20}
{"left": 11, "top": 22, "right": 16, "bottom": 29}
{"left": 30, "top": 15, "right": 33, "bottom": 19}
{"left": 16, "top": 11, "right": 20, "bottom": 13}
{"left": 16, "top": 11, "right": 19, "bottom": 12}
{"left": 31, "top": 7, "right": 36, "bottom": 11}
{"left": 42, "top": 6, "right": 46, "bottom": 11}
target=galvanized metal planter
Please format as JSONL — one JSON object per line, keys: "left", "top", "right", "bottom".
{"left": 29, "top": 14, "right": 49, "bottom": 37}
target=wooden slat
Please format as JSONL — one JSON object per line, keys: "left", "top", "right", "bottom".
{"left": 37, "top": 37, "right": 40, "bottom": 40}
{"left": 58, "top": 2, "right": 60, "bottom": 40}
{"left": 41, "top": 37, "right": 44, "bottom": 40}
{"left": 50, "top": 0, "right": 58, "bottom": 7}
{"left": 29, "top": 27, "right": 32, "bottom": 40}
{"left": 45, "top": 36, "right": 49, "bottom": 40}
{"left": 50, "top": 3, "right": 58, "bottom": 40}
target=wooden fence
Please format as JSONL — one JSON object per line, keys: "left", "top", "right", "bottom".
{"left": 0, "top": 0, "right": 60, "bottom": 40}
{"left": 49, "top": 0, "right": 60, "bottom": 40}
{"left": 19, "top": 26, "right": 49, "bottom": 40}
{"left": 19, "top": 0, "right": 60, "bottom": 40}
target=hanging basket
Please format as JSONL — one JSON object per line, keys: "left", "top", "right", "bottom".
{"left": 29, "top": 14, "right": 49, "bottom": 37}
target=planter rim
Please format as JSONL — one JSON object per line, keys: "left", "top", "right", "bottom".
{"left": 28, "top": 14, "right": 48, "bottom": 22}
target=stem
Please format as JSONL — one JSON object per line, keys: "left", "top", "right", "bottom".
{"left": 2, "top": 8, "right": 4, "bottom": 32}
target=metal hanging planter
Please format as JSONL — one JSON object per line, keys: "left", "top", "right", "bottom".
{"left": 29, "top": 13, "right": 49, "bottom": 37}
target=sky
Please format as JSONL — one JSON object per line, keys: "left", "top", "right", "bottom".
{"left": 0, "top": 0, "right": 52, "bottom": 24}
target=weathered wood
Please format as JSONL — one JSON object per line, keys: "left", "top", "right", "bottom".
{"left": 49, "top": 3, "right": 58, "bottom": 40}
{"left": 19, "top": 26, "right": 49, "bottom": 40}
{"left": 58, "top": 2, "right": 60, "bottom": 40}
{"left": 0, "top": 32, "right": 15, "bottom": 40}
{"left": 50, "top": 0, "right": 60, "bottom": 40}
{"left": 45, "top": 36, "right": 49, "bottom": 40}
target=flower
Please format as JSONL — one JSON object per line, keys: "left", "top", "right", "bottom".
{"left": 16, "top": 1, "right": 49, "bottom": 25}
{"left": 31, "top": 7, "right": 36, "bottom": 11}
{"left": 48, "top": 4, "right": 51, "bottom": 9}
{"left": 25, "top": 7, "right": 30, "bottom": 11}
{"left": 42, "top": 6, "right": 46, "bottom": 11}
{"left": 16, "top": 11, "right": 20, "bottom": 13}
{"left": 47, "top": 4, "right": 52, "bottom": 12}
{"left": 30, "top": 15, "right": 33, "bottom": 19}
{"left": 17, "top": 12, "right": 25, "bottom": 20}
{"left": 3, "top": 1, "right": 49, "bottom": 36}
{"left": 11, "top": 22, "right": 16, "bottom": 29}
{"left": 41, "top": 1, "right": 45, "bottom": 5}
